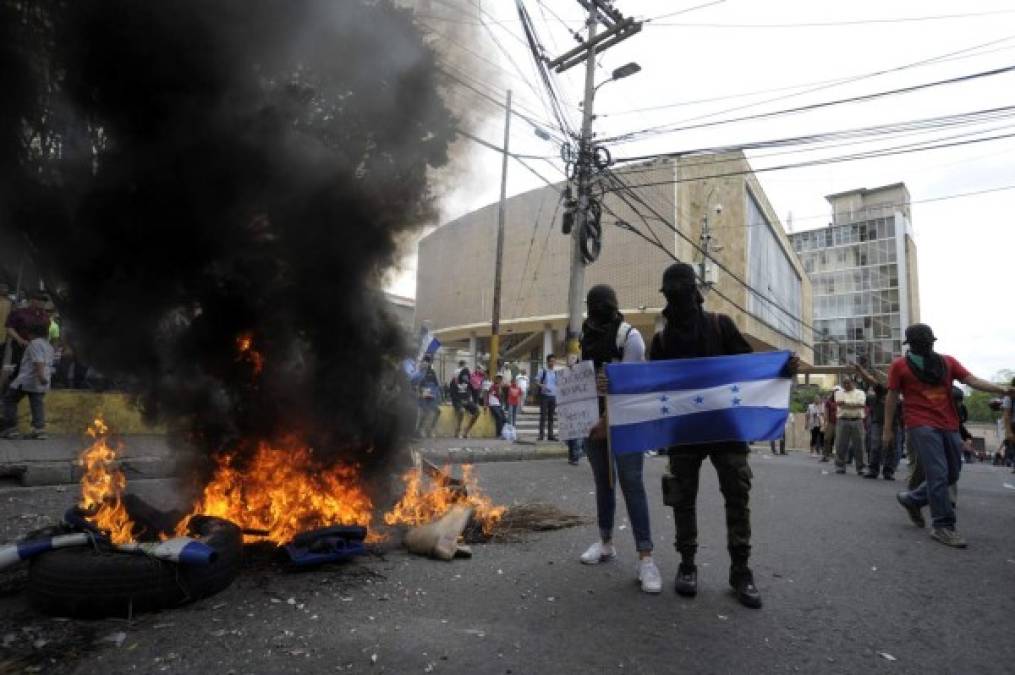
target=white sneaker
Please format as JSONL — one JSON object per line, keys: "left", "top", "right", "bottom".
{"left": 579, "top": 542, "right": 616, "bottom": 565}
{"left": 637, "top": 558, "right": 662, "bottom": 594}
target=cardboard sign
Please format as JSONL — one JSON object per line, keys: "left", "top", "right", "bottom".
{"left": 556, "top": 361, "right": 600, "bottom": 441}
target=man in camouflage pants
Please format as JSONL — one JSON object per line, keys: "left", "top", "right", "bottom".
{"left": 649, "top": 263, "right": 797, "bottom": 609}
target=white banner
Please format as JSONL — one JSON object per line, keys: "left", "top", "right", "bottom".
{"left": 556, "top": 361, "right": 600, "bottom": 441}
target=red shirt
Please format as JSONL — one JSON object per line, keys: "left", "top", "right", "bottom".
{"left": 5, "top": 306, "right": 48, "bottom": 340}
{"left": 823, "top": 397, "right": 837, "bottom": 425}
{"left": 887, "top": 355, "right": 971, "bottom": 430}
{"left": 506, "top": 384, "right": 522, "bottom": 406}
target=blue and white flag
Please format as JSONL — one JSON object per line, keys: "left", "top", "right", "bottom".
{"left": 605, "top": 351, "right": 792, "bottom": 455}
{"left": 416, "top": 327, "right": 441, "bottom": 360}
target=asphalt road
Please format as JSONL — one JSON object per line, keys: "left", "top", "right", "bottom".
{"left": 1, "top": 450, "right": 1014, "bottom": 674}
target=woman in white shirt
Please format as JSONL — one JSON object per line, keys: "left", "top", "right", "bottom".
{"left": 576, "top": 285, "right": 660, "bottom": 594}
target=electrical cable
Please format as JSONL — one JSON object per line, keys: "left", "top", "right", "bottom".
{"left": 611, "top": 105, "right": 1015, "bottom": 168}
{"left": 600, "top": 33, "right": 1015, "bottom": 128}
{"left": 607, "top": 129, "right": 1015, "bottom": 191}
{"left": 604, "top": 63, "right": 1015, "bottom": 144}
{"left": 641, "top": 0, "right": 727, "bottom": 23}
{"left": 646, "top": 8, "right": 1015, "bottom": 28}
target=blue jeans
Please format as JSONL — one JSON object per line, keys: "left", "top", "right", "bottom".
{"left": 905, "top": 426, "right": 962, "bottom": 529}
{"left": 586, "top": 438, "right": 653, "bottom": 552}
{"left": 566, "top": 438, "right": 585, "bottom": 463}
{"left": 508, "top": 404, "right": 519, "bottom": 427}
{"left": 2, "top": 387, "right": 45, "bottom": 431}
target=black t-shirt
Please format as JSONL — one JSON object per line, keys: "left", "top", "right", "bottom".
{"left": 450, "top": 368, "right": 471, "bottom": 403}
{"left": 649, "top": 311, "right": 752, "bottom": 361}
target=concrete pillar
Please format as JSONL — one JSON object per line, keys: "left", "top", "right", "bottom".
{"left": 468, "top": 332, "right": 477, "bottom": 370}
{"left": 542, "top": 324, "right": 553, "bottom": 361}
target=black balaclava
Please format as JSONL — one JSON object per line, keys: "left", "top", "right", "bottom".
{"left": 660, "top": 262, "right": 704, "bottom": 323}
{"left": 581, "top": 284, "right": 623, "bottom": 367}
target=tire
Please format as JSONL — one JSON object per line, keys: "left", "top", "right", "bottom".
{"left": 28, "top": 516, "right": 242, "bottom": 618}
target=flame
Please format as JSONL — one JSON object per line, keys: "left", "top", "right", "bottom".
{"left": 77, "top": 418, "right": 135, "bottom": 544}
{"left": 235, "top": 332, "right": 264, "bottom": 376}
{"left": 177, "top": 439, "right": 376, "bottom": 544}
{"left": 75, "top": 418, "right": 507, "bottom": 547}
{"left": 383, "top": 464, "right": 506, "bottom": 536}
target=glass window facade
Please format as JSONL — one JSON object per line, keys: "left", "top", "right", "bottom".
{"left": 747, "top": 191, "right": 802, "bottom": 340}
{"left": 790, "top": 217, "right": 902, "bottom": 368}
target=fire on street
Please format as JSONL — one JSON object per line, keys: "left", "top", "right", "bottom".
{"left": 2, "top": 454, "right": 1013, "bottom": 674}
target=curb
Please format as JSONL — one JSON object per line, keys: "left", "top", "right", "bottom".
{"left": 418, "top": 442, "right": 568, "bottom": 464}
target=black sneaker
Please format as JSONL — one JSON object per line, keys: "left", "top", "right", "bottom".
{"left": 862, "top": 471, "right": 878, "bottom": 479}
{"left": 729, "top": 566, "right": 762, "bottom": 609}
{"left": 674, "top": 563, "right": 697, "bottom": 597}
{"left": 896, "top": 491, "right": 926, "bottom": 528}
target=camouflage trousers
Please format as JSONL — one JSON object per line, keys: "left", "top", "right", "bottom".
{"left": 663, "top": 443, "right": 752, "bottom": 565}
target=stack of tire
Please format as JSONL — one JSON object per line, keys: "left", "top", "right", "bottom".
{"left": 28, "top": 516, "right": 242, "bottom": 618}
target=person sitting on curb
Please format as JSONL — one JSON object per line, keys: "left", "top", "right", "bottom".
{"left": 450, "top": 361, "right": 480, "bottom": 439}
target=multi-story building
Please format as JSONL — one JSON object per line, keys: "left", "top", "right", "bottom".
{"left": 789, "top": 183, "right": 920, "bottom": 370}
{"left": 415, "top": 152, "right": 813, "bottom": 372}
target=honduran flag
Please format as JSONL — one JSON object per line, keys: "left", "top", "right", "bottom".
{"left": 605, "top": 351, "right": 792, "bottom": 455}
{"left": 416, "top": 327, "right": 441, "bottom": 360}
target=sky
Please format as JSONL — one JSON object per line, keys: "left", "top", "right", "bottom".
{"left": 386, "top": 0, "right": 1015, "bottom": 379}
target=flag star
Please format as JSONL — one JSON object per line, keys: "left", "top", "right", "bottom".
{"left": 661, "top": 406, "right": 670, "bottom": 415}
{"left": 732, "top": 397, "right": 742, "bottom": 407}
{"left": 659, "top": 394, "right": 669, "bottom": 402}
{"left": 730, "top": 385, "right": 741, "bottom": 393}
{"left": 694, "top": 395, "right": 705, "bottom": 405}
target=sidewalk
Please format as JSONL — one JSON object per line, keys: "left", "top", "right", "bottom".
{"left": 0, "top": 435, "right": 569, "bottom": 487}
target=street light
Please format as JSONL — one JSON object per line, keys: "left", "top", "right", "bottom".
{"left": 611, "top": 62, "right": 641, "bottom": 81}
{"left": 593, "top": 61, "right": 641, "bottom": 95}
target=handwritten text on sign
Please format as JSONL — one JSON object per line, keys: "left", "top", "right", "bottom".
{"left": 556, "top": 361, "right": 599, "bottom": 441}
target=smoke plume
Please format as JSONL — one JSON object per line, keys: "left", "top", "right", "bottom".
{"left": 0, "top": 0, "right": 460, "bottom": 475}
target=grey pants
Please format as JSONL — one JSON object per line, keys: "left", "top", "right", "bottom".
{"left": 835, "top": 419, "right": 866, "bottom": 472}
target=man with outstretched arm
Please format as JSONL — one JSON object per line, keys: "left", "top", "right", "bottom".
{"left": 885, "top": 323, "right": 1014, "bottom": 548}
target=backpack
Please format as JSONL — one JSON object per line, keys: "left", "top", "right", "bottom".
{"left": 469, "top": 371, "right": 483, "bottom": 391}
{"left": 615, "top": 321, "right": 634, "bottom": 361}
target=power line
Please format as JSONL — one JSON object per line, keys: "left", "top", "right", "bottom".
{"left": 598, "top": 33, "right": 1015, "bottom": 121}
{"left": 646, "top": 8, "right": 1015, "bottom": 28}
{"left": 612, "top": 105, "right": 1015, "bottom": 165}
{"left": 604, "top": 169, "right": 832, "bottom": 350}
{"left": 641, "top": 0, "right": 727, "bottom": 23}
{"left": 607, "top": 129, "right": 1015, "bottom": 191}
{"left": 605, "top": 63, "right": 1015, "bottom": 144}
{"left": 787, "top": 183, "right": 1015, "bottom": 227}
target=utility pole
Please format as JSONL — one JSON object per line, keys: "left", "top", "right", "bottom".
{"left": 549, "top": 1, "right": 642, "bottom": 364}
{"left": 564, "top": 16, "right": 598, "bottom": 363}
{"left": 489, "top": 89, "right": 512, "bottom": 378}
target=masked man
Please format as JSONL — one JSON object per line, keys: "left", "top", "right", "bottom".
{"left": 886, "top": 324, "right": 1013, "bottom": 548}
{"left": 649, "top": 263, "right": 784, "bottom": 608}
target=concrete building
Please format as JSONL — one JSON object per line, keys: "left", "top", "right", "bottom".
{"left": 415, "top": 152, "right": 813, "bottom": 371}
{"left": 789, "top": 183, "right": 919, "bottom": 370}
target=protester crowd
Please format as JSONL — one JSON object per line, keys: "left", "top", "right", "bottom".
{"left": 401, "top": 259, "right": 1015, "bottom": 609}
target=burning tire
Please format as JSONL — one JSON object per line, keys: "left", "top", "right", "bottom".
{"left": 27, "top": 516, "right": 242, "bottom": 618}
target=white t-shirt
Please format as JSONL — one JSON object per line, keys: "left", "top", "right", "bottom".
{"left": 806, "top": 403, "right": 823, "bottom": 428}
{"left": 835, "top": 388, "right": 866, "bottom": 420}
{"left": 11, "top": 338, "right": 55, "bottom": 393}
{"left": 620, "top": 327, "right": 646, "bottom": 363}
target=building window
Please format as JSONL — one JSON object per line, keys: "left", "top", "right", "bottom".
{"left": 746, "top": 190, "right": 802, "bottom": 340}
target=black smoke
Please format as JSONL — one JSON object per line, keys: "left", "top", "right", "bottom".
{"left": 0, "top": 0, "right": 459, "bottom": 474}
